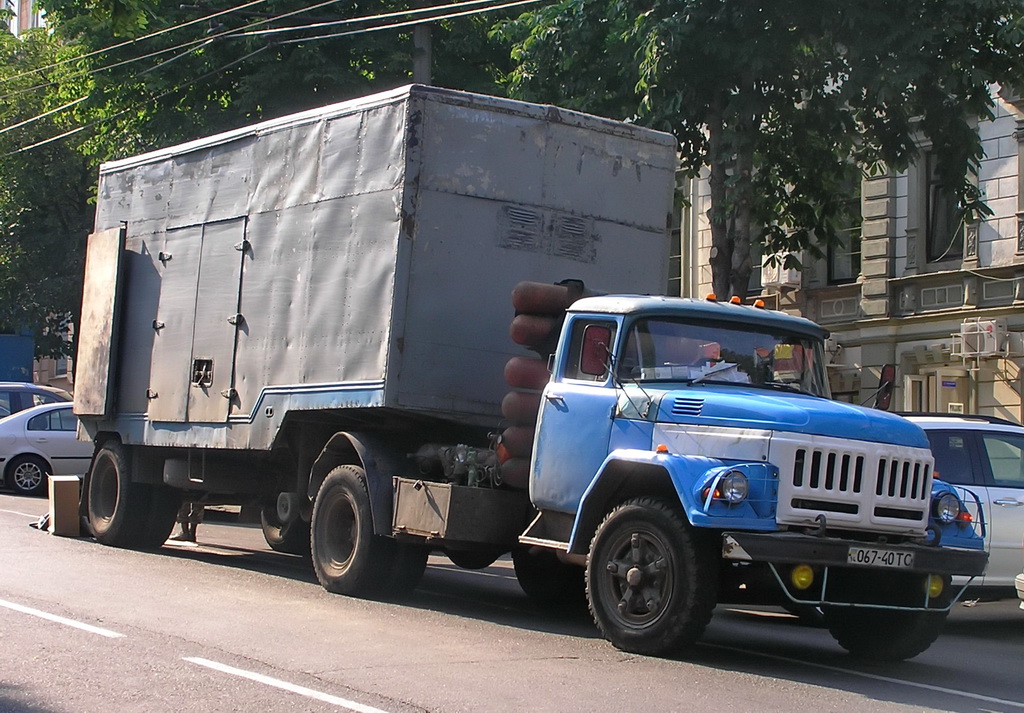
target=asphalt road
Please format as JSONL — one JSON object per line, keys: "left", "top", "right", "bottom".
{"left": 1, "top": 492, "right": 1021, "bottom": 713}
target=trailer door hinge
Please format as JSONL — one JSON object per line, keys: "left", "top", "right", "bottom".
{"left": 158, "top": 251, "right": 172, "bottom": 265}
{"left": 146, "top": 389, "right": 158, "bottom": 399}
{"left": 221, "top": 388, "right": 237, "bottom": 400}
{"left": 227, "top": 313, "right": 245, "bottom": 325}
{"left": 152, "top": 320, "right": 165, "bottom": 331}
{"left": 234, "top": 240, "right": 252, "bottom": 253}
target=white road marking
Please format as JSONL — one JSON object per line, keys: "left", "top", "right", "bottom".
{"left": 184, "top": 657, "right": 396, "bottom": 713}
{"left": 0, "top": 508, "right": 43, "bottom": 518}
{"left": 0, "top": 598, "right": 124, "bottom": 638}
{"left": 706, "top": 642, "right": 1024, "bottom": 709}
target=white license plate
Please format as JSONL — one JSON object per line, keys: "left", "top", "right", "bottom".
{"left": 847, "top": 546, "right": 915, "bottom": 569}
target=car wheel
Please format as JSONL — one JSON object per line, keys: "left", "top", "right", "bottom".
{"left": 7, "top": 455, "right": 50, "bottom": 496}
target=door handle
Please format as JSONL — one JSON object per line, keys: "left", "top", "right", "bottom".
{"left": 545, "top": 393, "right": 566, "bottom": 405}
{"left": 993, "top": 498, "right": 1023, "bottom": 507}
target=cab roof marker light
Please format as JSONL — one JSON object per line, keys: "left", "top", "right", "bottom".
{"left": 705, "top": 292, "right": 717, "bottom": 301}
{"left": 753, "top": 299, "right": 766, "bottom": 309}
{"left": 655, "top": 444, "right": 670, "bottom": 454}
{"left": 729, "top": 296, "right": 742, "bottom": 305}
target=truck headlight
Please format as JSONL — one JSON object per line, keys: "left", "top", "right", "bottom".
{"left": 933, "top": 493, "right": 961, "bottom": 524}
{"left": 718, "top": 470, "right": 749, "bottom": 504}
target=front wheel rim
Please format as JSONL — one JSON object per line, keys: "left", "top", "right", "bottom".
{"left": 597, "top": 528, "right": 674, "bottom": 630}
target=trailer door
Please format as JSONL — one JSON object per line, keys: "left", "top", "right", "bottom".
{"left": 148, "top": 218, "right": 246, "bottom": 423}
{"left": 187, "top": 218, "right": 247, "bottom": 422}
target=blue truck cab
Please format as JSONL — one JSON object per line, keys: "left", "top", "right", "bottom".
{"left": 521, "top": 295, "right": 987, "bottom": 659}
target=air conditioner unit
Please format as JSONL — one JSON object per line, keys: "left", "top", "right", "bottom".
{"left": 761, "top": 257, "right": 801, "bottom": 289}
{"left": 956, "top": 318, "right": 1007, "bottom": 358}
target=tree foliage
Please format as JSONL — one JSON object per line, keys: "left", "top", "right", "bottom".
{"left": 0, "top": 29, "right": 93, "bottom": 358}
{"left": 0, "top": 1, "right": 512, "bottom": 359}
{"left": 39, "top": 0, "right": 514, "bottom": 157}
{"left": 498, "top": 0, "right": 1024, "bottom": 297}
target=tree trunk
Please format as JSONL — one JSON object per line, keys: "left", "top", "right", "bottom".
{"left": 706, "top": 94, "right": 731, "bottom": 299}
{"left": 730, "top": 142, "right": 754, "bottom": 299}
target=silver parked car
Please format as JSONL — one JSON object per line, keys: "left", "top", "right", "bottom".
{"left": 0, "top": 403, "right": 92, "bottom": 496}
{"left": 0, "top": 382, "right": 72, "bottom": 418}
{"left": 907, "top": 415, "right": 1024, "bottom": 598}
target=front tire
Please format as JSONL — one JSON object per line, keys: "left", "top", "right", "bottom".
{"left": 824, "top": 608, "right": 947, "bottom": 660}
{"left": 586, "top": 497, "right": 716, "bottom": 656}
{"left": 7, "top": 455, "right": 49, "bottom": 496}
{"left": 311, "top": 464, "right": 397, "bottom": 598}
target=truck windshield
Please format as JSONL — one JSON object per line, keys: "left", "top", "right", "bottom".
{"left": 618, "top": 317, "right": 830, "bottom": 398}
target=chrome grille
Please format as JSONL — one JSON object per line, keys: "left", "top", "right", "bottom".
{"left": 773, "top": 433, "right": 934, "bottom": 536}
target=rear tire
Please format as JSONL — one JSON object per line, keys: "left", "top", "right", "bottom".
{"left": 824, "top": 608, "right": 947, "bottom": 660}
{"left": 86, "top": 441, "right": 175, "bottom": 549}
{"left": 311, "top": 464, "right": 396, "bottom": 597}
{"left": 512, "top": 547, "right": 584, "bottom": 603}
{"left": 261, "top": 506, "right": 311, "bottom": 557}
{"left": 7, "top": 455, "right": 49, "bottom": 496}
{"left": 388, "top": 543, "right": 430, "bottom": 596}
{"left": 447, "top": 547, "right": 503, "bottom": 570}
{"left": 586, "top": 497, "right": 716, "bottom": 656}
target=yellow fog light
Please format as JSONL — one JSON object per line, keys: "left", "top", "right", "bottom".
{"left": 925, "top": 574, "right": 944, "bottom": 598}
{"left": 791, "top": 564, "right": 815, "bottom": 591}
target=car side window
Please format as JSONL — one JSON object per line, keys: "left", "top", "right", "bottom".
{"left": 57, "top": 409, "right": 79, "bottom": 431}
{"left": 31, "top": 392, "right": 60, "bottom": 406}
{"left": 0, "top": 392, "right": 11, "bottom": 417}
{"left": 926, "top": 431, "right": 978, "bottom": 485}
{"left": 980, "top": 433, "right": 1024, "bottom": 488}
{"left": 27, "top": 412, "right": 51, "bottom": 431}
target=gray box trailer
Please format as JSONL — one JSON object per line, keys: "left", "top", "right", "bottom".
{"left": 74, "top": 85, "right": 677, "bottom": 577}
{"left": 77, "top": 85, "right": 676, "bottom": 454}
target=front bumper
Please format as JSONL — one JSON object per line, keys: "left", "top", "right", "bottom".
{"left": 722, "top": 531, "right": 988, "bottom": 612}
{"left": 722, "top": 531, "right": 988, "bottom": 577}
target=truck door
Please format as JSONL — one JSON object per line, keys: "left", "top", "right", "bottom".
{"left": 530, "top": 318, "right": 618, "bottom": 514}
{"left": 147, "top": 219, "right": 246, "bottom": 423}
{"left": 148, "top": 226, "right": 203, "bottom": 422}
{"left": 187, "top": 218, "right": 247, "bottom": 423}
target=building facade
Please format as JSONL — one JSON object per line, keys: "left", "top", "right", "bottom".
{"left": 4, "top": 0, "right": 43, "bottom": 36}
{"left": 684, "top": 87, "right": 1024, "bottom": 422}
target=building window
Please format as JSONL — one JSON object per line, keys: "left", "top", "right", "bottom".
{"left": 828, "top": 174, "right": 862, "bottom": 284}
{"left": 747, "top": 238, "right": 763, "bottom": 296}
{"left": 925, "top": 152, "right": 964, "bottom": 263}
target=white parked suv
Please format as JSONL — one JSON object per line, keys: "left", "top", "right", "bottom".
{"left": 906, "top": 415, "right": 1024, "bottom": 599}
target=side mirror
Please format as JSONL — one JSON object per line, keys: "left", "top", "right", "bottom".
{"left": 874, "top": 363, "right": 896, "bottom": 411}
{"left": 580, "top": 325, "right": 612, "bottom": 376}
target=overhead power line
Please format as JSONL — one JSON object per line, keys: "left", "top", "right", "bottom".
{"left": 0, "top": 0, "right": 272, "bottom": 87}
{"left": 4, "top": 44, "right": 272, "bottom": 157}
{"left": 277, "top": 0, "right": 542, "bottom": 46}
{"left": 2, "top": 0, "right": 548, "bottom": 154}
{"left": 244, "top": 0, "right": 536, "bottom": 39}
